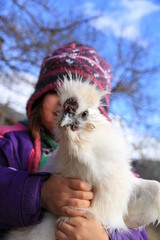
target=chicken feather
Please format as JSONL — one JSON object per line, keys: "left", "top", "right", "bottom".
{"left": 6, "top": 76, "right": 160, "bottom": 239}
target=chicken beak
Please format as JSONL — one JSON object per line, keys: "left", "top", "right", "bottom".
{"left": 59, "top": 113, "right": 73, "bottom": 127}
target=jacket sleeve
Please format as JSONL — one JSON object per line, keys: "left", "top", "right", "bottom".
{"left": 0, "top": 135, "right": 51, "bottom": 229}
{"left": 109, "top": 227, "right": 149, "bottom": 239}
{"left": 0, "top": 165, "right": 50, "bottom": 229}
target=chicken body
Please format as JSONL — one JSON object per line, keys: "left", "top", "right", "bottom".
{"left": 7, "top": 76, "right": 160, "bottom": 240}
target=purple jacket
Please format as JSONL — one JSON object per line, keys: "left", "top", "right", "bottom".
{"left": 0, "top": 123, "right": 149, "bottom": 240}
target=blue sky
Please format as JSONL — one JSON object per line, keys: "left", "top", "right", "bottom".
{"left": 60, "top": 0, "right": 160, "bottom": 39}
{"left": 74, "top": 0, "right": 160, "bottom": 57}
{"left": 68, "top": 0, "right": 160, "bottom": 138}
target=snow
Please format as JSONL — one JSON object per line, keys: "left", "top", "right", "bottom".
{"left": 0, "top": 71, "right": 160, "bottom": 161}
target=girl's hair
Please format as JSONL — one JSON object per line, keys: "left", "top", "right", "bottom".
{"left": 28, "top": 90, "right": 56, "bottom": 139}
{"left": 28, "top": 96, "right": 43, "bottom": 139}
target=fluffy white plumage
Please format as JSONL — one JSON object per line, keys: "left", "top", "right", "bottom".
{"left": 7, "top": 76, "right": 160, "bottom": 240}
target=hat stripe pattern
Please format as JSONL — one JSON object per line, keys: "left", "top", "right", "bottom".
{"left": 26, "top": 42, "right": 112, "bottom": 119}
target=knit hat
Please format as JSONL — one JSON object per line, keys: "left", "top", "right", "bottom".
{"left": 26, "top": 42, "right": 112, "bottom": 119}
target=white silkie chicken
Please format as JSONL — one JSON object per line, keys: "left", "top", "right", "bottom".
{"left": 7, "top": 76, "right": 160, "bottom": 240}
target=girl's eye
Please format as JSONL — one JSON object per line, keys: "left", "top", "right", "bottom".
{"left": 81, "top": 110, "right": 89, "bottom": 120}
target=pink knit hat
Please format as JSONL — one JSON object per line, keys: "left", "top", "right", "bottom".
{"left": 26, "top": 42, "right": 112, "bottom": 119}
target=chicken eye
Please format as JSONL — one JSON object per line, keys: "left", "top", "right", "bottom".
{"left": 81, "top": 110, "right": 89, "bottom": 120}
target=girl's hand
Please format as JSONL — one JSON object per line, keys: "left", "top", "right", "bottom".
{"left": 41, "top": 175, "right": 93, "bottom": 217}
{"left": 56, "top": 217, "right": 110, "bottom": 240}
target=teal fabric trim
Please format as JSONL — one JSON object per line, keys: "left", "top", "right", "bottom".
{"left": 39, "top": 132, "right": 58, "bottom": 170}
{"left": 20, "top": 119, "right": 57, "bottom": 170}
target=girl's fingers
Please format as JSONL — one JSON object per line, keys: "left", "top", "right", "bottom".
{"left": 66, "top": 216, "right": 86, "bottom": 227}
{"left": 56, "top": 221, "right": 75, "bottom": 239}
{"left": 67, "top": 178, "right": 92, "bottom": 191}
{"left": 71, "top": 190, "right": 93, "bottom": 200}
{"left": 58, "top": 221, "right": 74, "bottom": 233}
{"left": 66, "top": 198, "right": 90, "bottom": 208}
{"left": 55, "top": 229, "right": 68, "bottom": 240}
{"left": 61, "top": 206, "right": 86, "bottom": 217}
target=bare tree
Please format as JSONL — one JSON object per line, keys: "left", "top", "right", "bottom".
{"left": 0, "top": 0, "right": 98, "bottom": 75}
{"left": 101, "top": 36, "right": 160, "bottom": 137}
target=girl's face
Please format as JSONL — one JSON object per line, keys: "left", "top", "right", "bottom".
{"left": 41, "top": 93, "right": 61, "bottom": 133}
